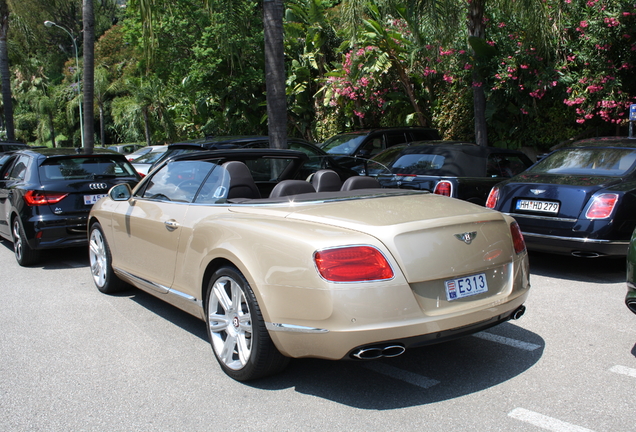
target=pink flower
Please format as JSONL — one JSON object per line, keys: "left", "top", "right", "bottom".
{"left": 353, "top": 110, "right": 365, "bottom": 119}
{"left": 520, "top": 108, "right": 528, "bottom": 114}
{"left": 498, "top": 22, "right": 506, "bottom": 28}
{"left": 443, "top": 74, "right": 454, "bottom": 83}
{"left": 604, "top": 17, "right": 620, "bottom": 27}
{"left": 463, "top": 63, "right": 473, "bottom": 70}
{"left": 580, "top": 21, "right": 588, "bottom": 28}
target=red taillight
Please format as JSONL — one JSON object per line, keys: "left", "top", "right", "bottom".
{"left": 585, "top": 193, "right": 618, "bottom": 219}
{"left": 314, "top": 246, "right": 394, "bottom": 282}
{"left": 486, "top": 187, "right": 499, "bottom": 209}
{"left": 434, "top": 181, "right": 452, "bottom": 197}
{"left": 24, "top": 190, "right": 69, "bottom": 206}
{"left": 510, "top": 222, "right": 526, "bottom": 254}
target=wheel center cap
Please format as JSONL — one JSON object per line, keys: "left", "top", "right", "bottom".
{"left": 232, "top": 316, "right": 240, "bottom": 328}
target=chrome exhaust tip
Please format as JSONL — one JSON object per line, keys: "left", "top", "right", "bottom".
{"left": 351, "top": 344, "right": 406, "bottom": 360}
{"left": 511, "top": 305, "right": 526, "bottom": 320}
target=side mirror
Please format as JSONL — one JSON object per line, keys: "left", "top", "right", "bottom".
{"left": 109, "top": 183, "right": 132, "bottom": 201}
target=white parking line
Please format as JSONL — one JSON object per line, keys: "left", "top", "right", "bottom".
{"left": 509, "top": 408, "right": 596, "bottom": 432}
{"left": 363, "top": 362, "right": 440, "bottom": 389}
{"left": 473, "top": 331, "right": 541, "bottom": 351}
{"left": 609, "top": 365, "right": 636, "bottom": 378}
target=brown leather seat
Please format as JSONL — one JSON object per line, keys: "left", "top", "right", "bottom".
{"left": 269, "top": 180, "right": 316, "bottom": 198}
{"left": 222, "top": 161, "right": 261, "bottom": 199}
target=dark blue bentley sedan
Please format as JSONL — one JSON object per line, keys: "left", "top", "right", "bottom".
{"left": 486, "top": 136, "right": 636, "bottom": 257}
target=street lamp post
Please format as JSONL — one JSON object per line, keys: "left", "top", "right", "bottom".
{"left": 44, "top": 20, "right": 85, "bottom": 149}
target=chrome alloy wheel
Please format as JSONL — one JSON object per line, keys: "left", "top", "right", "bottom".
{"left": 12, "top": 219, "right": 23, "bottom": 262}
{"left": 89, "top": 227, "right": 107, "bottom": 288}
{"left": 207, "top": 276, "right": 253, "bottom": 371}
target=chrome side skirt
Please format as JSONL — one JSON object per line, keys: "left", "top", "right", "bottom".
{"left": 266, "top": 322, "right": 329, "bottom": 333}
{"left": 114, "top": 268, "right": 204, "bottom": 319}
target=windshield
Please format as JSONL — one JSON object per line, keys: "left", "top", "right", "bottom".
{"left": 320, "top": 134, "right": 366, "bottom": 155}
{"left": 527, "top": 148, "right": 636, "bottom": 176}
{"left": 39, "top": 156, "right": 138, "bottom": 180}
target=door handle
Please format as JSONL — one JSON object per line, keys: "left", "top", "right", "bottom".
{"left": 164, "top": 220, "right": 179, "bottom": 231}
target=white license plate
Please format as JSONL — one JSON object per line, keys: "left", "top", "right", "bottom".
{"left": 84, "top": 194, "right": 108, "bottom": 205}
{"left": 445, "top": 273, "right": 488, "bottom": 301}
{"left": 516, "top": 199, "right": 559, "bottom": 213}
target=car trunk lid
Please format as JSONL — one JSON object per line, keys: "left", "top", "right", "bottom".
{"left": 500, "top": 173, "right": 621, "bottom": 221}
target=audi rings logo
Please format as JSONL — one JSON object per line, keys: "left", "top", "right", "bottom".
{"left": 89, "top": 183, "right": 108, "bottom": 190}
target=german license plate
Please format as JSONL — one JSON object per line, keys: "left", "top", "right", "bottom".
{"left": 445, "top": 273, "right": 488, "bottom": 301}
{"left": 516, "top": 199, "right": 559, "bottom": 213}
{"left": 84, "top": 194, "right": 108, "bottom": 205}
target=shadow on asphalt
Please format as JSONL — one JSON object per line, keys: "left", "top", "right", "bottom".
{"left": 126, "top": 285, "right": 544, "bottom": 409}
{"left": 249, "top": 321, "right": 543, "bottom": 409}
{"left": 0, "top": 239, "right": 89, "bottom": 269}
{"left": 528, "top": 250, "right": 625, "bottom": 284}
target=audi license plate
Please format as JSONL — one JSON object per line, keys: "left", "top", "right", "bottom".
{"left": 516, "top": 199, "right": 559, "bottom": 214}
{"left": 84, "top": 194, "right": 108, "bottom": 205}
{"left": 445, "top": 273, "right": 488, "bottom": 301}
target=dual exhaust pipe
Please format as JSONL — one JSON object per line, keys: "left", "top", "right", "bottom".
{"left": 351, "top": 344, "right": 406, "bottom": 360}
{"left": 350, "top": 304, "right": 527, "bottom": 360}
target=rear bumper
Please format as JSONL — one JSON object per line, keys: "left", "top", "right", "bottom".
{"left": 267, "top": 289, "right": 530, "bottom": 360}
{"left": 23, "top": 214, "right": 89, "bottom": 250}
{"left": 522, "top": 231, "right": 629, "bottom": 257}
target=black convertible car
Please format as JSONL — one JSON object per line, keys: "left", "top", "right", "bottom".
{"left": 486, "top": 137, "right": 636, "bottom": 257}
{"left": 375, "top": 142, "right": 533, "bottom": 206}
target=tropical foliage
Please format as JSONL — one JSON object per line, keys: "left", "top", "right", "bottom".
{"left": 2, "top": 0, "right": 635, "bottom": 153}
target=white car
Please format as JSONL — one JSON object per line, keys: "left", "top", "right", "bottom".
{"left": 130, "top": 146, "right": 169, "bottom": 175}
{"left": 126, "top": 145, "right": 167, "bottom": 162}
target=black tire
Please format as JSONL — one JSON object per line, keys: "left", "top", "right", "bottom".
{"left": 12, "top": 218, "right": 40, "bottom": 266}
{"left": 88, "top": 222, "right": 128, "bottom": 294}
{"left": 205, "top": 266, "right": 289, "bottom": 381}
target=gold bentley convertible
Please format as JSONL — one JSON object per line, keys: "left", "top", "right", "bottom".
{"left": 88, "top": 149, "right": 530, "bottom": 381}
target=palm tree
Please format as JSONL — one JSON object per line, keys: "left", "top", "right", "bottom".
{"left": 83, "top": 0, "right": 95, "bottom": 150}
{"left": 263, "top": 0, "right": 287, "bottom": 148}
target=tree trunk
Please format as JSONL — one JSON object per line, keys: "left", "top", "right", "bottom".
{"left": 143, "top": 106, "right": 151, "bottom": 146}
{"left": 468, "top": 0, "right": 488, "bottom": 147}
{"left": 99, "top": 103, "right": 105, "bottom": 146}
{"left": 263, "top": 0, "right": 287, "bottom": 149}
{"left": 395, "top": 61, "right": 427, "bottom": 127}
{"left": 83, "top": 0, "right": 95, "bottom": 151}
{"left": 0, "top": 1, "right": 14, "bottom": 141}
{"left": 49, "top": 111, "right": 56, "bottom": 148}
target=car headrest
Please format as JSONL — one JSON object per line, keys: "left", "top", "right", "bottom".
{"left": 311, "top": 169, "right": 341, "bottom": 192}
{"left": 340, "top": 175, "right": 381, "bottom": 191}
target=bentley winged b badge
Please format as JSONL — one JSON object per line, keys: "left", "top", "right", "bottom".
{"left": 454, "top": 231, "right": 477, "bottom": 244}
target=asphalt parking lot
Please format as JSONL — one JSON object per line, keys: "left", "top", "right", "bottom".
{"left": 1, "top": 242, "right": 634, "bottom": 431}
